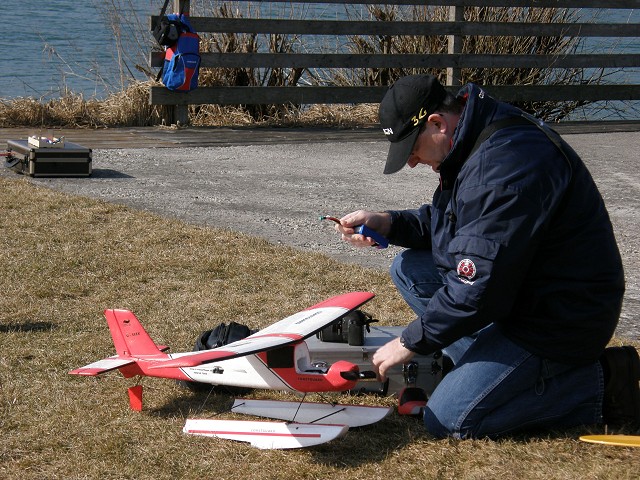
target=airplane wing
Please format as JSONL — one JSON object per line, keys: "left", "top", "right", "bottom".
{"left": 256, "top": 291, "right": 375, "bottom": 337}
{"left": 184, "top": 419, "right": 349, "bottom": 449}
{"left": 150, "top": 291, "right": 375, "bottom": 369}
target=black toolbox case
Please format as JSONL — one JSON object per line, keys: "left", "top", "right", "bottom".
{"left": 5, "top": 139, "right": 92, "bottom": 177}
{"left": 306, "top": 325, "right": 444, "bottom": 397}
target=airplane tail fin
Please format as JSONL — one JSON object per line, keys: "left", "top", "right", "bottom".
{"left": 71, "top": 310, "right": 172, "bottom": 411}
{"left": 105, "top": 309, "right": 165, "bottom": 357}
{"left": 70, "top": 309, "right": 168, "bottom": 377}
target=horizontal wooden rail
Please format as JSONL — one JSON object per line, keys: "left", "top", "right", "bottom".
{"left": 208, "top": 0, "right": 636, "bottom": 8}
{"left": 150, "top": 85, "right": 640, "bottom": 106}
{"left": 152, "top": 17, "right": 639, "bottom": 38}
{"left": 151, "top": 52, "right": 640, "bottom": 70}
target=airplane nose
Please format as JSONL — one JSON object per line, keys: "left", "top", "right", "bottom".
{"left": 340, "top": 370, "right": 377, "bottom": 381}
{"left": 326, "top": 360, "right": 360, "bottom": 389}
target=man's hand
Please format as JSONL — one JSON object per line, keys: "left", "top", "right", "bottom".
{"left": 372, "top": 337, "right": 415, "bottom": 382}
{"left": 336, "top": 210, "right": 392, "bottom": 248}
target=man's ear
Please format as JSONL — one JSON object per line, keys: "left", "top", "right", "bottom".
{"left": 427, "top": 113, "right": 448, "bottom": 134}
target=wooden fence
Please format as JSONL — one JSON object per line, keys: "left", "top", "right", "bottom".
{"left": 149, "top": 0, "right": 640, "bottom": 124}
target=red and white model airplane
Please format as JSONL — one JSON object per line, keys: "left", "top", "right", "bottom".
{"left": 70, "top": 291, "right": 392, "bottom": 449}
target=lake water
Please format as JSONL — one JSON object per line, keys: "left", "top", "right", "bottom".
{"left": 1, "top": 1, "right": 637, "bottom": 112}
{"left": 1, "top": 0, "right": 156, "bottom": 99}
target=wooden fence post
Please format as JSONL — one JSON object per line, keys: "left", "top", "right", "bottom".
{"left": 171, "top": 0, "right": 190, "bottom": 125}
{"left": 447, "top": 5, "right": 463, "bottom": 87}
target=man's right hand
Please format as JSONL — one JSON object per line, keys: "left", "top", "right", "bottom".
{"left": 335, "top": 210, "right": 392, "bottom": 248}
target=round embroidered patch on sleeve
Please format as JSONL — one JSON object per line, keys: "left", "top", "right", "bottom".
{"left": 457, "top": 259, "right": 477, "bottom": 281}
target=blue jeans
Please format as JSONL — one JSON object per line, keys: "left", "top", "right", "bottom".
{"left": 390, "top": 249, "right": 604, "bottom": 439}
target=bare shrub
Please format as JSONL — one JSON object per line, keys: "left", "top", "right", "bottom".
{"left": 461, "top": 6, "right": 593, "bottom": 121}
{"left": 191, "top": 1, "right": 312, "bottom": 121}
{"left": 342, "top": 5, "right": 606, "bottom": 122}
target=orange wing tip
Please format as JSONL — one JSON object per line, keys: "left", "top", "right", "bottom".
{"left": 305, "top": 291, "right": 375, "bottom": 311}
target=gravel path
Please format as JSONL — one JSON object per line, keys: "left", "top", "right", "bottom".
{"left": 4, "top": 129, "right": 639, "bottom": 341}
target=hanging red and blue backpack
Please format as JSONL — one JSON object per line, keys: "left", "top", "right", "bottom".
{"left": 161, "top": 14, "right": 200, "bottom": 92}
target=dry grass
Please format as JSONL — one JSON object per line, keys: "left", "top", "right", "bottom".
{"left": 1, "top": 177, "right": 639, "bottom": 479}
{"left": 0, "top": 82, "right": 162, "bottom": 128}
{"left": 0, "top": 80, "right": 378, "bottom": 129}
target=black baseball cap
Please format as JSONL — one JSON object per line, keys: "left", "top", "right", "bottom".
{"left": 379, "top": 75, "right": 448, "bottom": 174}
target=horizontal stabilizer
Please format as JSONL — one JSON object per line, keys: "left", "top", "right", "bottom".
{"left": 183, "top": 418, "right": 348, "bottom": 449}
{"left": 231, "top": 398, "right": 392, "bottom": 427}
{"left": 69, "top": 356, "right": 135, "bottom": 376}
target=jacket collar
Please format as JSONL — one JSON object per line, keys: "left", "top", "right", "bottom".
{"left": 439, "top": 83, "right": 504, "bottom": 189}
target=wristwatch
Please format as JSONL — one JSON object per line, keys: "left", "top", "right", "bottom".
{"left": 399, "top": 335, "right": 411, "bottom": 351}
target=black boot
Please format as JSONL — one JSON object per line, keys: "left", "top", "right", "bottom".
{"left": 600, "top": 346, "right": 640, "bottom": 428}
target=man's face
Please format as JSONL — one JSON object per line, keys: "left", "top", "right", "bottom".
{"left": 406, "top": 114, "right": 454, "bottom": 173}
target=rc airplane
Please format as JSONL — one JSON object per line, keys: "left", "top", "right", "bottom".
{"left": 70, "top": 291, "right": 392, "bottom": 449}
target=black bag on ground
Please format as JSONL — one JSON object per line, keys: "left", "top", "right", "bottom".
{"left": 195, "top": 322, "right": 255, "bottom": 351}
{"left": 178, "top": 321, "right": 255, "bottom": 393}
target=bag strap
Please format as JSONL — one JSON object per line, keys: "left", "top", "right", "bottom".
{"left": 470, "top": 114, "right": 571, "bottom": 169}
{"left": 154, "top": 0, "right": 174, "bottom": 81}
{"left": 152, "top": 0, "right": 172, "bottom": 30}
{"left": 470, "top": 116, "right": 530, "bottom": 157}
{"left": 157, "top": 0, "right": 187, "bottom": 23}
{"left": 159, "top": 0, "right": 171, "bottom": 17}
{"left": 468, "top": 113, "right": 575, "bottom": 219}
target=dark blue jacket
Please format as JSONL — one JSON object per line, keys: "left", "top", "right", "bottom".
{"left": 388, "top": 84, "right": 624, "bottom": 365}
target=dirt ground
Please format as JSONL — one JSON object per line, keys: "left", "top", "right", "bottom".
{"left": 2, "top": 128, "right": 639, "bottom": 341}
